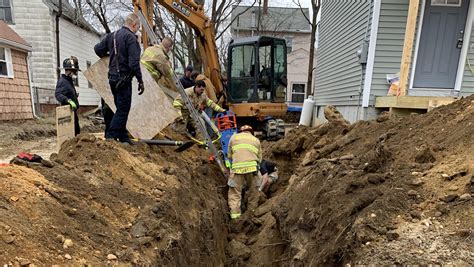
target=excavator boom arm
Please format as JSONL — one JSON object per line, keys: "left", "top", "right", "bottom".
{"left": 133, "top": 0, "right": 223, "bottom": 94}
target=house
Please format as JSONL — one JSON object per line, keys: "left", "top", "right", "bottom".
{"left": 231, "top": 5, "right": 314, "bottom": 104}
{"left": 313, "top": 0, "right": 474, "bottom": 123}
{"left": 0, "top": 21, "right": 33, "bottom": 120}
{"left": 1, "top": 0, "right": 102, "bottom": 114}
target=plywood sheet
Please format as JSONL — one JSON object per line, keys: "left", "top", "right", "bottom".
{"left": 83, "top": 57, "right": 179, "bottom": 139}
{"left": 56, "top": 105, "right": 74, "bottom": 149}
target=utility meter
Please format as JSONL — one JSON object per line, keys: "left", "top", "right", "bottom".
{"left": 357, "top": 41, "right": 369, "bottom": 64}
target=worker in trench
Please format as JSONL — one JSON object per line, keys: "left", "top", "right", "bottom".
{"left": 55, "top": 56, "right": 81, "bottom": 136}
{"left": 258, "top": 159, "right": 278, "bottom": 194}
{"left": 140, "top": 37, "right": 178, "bottom": 101}
{"left": 172, "top": 80, "right": 225, "bottom": 137}
{"left": 227, "top": 125, "right": 262, "bottom": 220}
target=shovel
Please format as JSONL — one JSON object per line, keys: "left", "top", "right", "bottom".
{"left": 138, "top": 139, "right": 195, "bottom": 152}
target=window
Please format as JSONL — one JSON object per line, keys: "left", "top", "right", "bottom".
{"left": 87, "top": 61, "right": 92, "bottom": 88}
{"left": 291, "top": 83, "right": 305, "bottom": 103}
{"left": 431, "top": 0, "right": 462, "bottom": 6}
{"left": 285, "top": 37, "right": 293, "bottom": 53}
{"left": 0, "top": 0, "right": 13, "bottom": 23}
{"left": 0, "top": 47, "right": 13, "bottom": 78}
{"left": 229, "top": 44, "right": 256, "bottom": 101}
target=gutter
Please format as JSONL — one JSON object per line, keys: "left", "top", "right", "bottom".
{"left": 55, "top": 0, "right": 62, "bottom": 80}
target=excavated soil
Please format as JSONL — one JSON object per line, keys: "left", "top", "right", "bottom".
{"left": 1, "top": 130, "right": 230, "bottom": 265}
{"left": 1, "top": 96, "right": 473, "bottom": 266}
{"left": 240, "top": 97, "right": 473, "bottom": 266}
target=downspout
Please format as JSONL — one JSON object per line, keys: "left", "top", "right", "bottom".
{"left": 27, "top": 52, "right": 37, "bottom": 117}
{"left": 356, "top": 0, "right": 373, "bottom": 120}
{"left": 55, "top": 0, "right": 62, "bottom": 79}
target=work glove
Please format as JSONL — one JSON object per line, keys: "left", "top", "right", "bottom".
{"left": 138, "top": 82, "right": 145, "bottom": 95}
{"left": 67, "top": 99, "right": 77, "bottom": 110}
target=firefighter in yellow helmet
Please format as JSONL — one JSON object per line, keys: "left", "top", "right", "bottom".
{"left": 227, "top": 125, "right": 262, "bottom": 220}
{"left": 140, "top": 37, "right": 177, "bottom": 100}
{"left": 172, "top": 80, "right": 225, "bottom": 135}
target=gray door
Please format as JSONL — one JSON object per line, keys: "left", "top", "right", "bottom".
{"left": 413, "top": 0, "right": 469, "bottom": 89}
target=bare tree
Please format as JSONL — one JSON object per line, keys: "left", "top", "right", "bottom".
{"left": 70, "top": 0, "right": 256, "bottom": 73}
{"left": 294, "top": 0, "right": 320, "bottom": 97}
{"left": 68, "top": 0, "right": 129, "bottom": 33}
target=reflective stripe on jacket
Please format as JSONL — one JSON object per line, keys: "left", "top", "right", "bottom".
{"left": 173, "top": 87, "right": 224, "bottom": 113}
{"left": 140, "top": 44, "right": 171, "bottom": 79}
{"left": 228, "top": 132, "right": 262, "bottom": 174}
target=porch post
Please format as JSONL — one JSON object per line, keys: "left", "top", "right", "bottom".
{"left": 399, "top": 0, "right": 420, "bottom": 96}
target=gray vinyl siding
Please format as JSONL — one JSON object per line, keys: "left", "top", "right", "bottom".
{"left": 314, "top": 0, "right": 373, "bottom": 106}
{"left": 460, "top": 19, "right": 474, "bottom": 96}
{"left": 369, "top": 0, "right": 409, "bottom": 103}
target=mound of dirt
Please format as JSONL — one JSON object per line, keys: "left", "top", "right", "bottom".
{"left": 243, "top": 98, "right": 473, "bottom": 265}
{"left": 1, "top": 96, "right": 473, "bottom": 266}
{"left": 0, "top": 134, "right": 229, "bottom": 265}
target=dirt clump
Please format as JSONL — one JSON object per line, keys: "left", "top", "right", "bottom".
{"left": 1, "top": 133, "right": 229, "bottom": 266}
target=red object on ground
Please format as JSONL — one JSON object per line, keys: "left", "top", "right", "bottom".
{"left": 17, "top": 152, "right": 34, "bottom": 161}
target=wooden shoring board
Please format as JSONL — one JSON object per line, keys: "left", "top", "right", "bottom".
{"left": 375, "top": 96, "right": 457, "bottom": 109}
{"left": 56, "top": 105, "right": 75, "bottom": 149}
{"left": 83, "top": 57, "right": 179, "bottom": 139}
{"left": 398, "top": 0, "right": 420, "bottom": 96}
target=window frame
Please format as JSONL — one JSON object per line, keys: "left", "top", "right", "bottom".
{"left": 0, "top": 47, "right": 14, "bottom": 78}
{"left": 86, "top": 60, "right": 93, "bottom": 88}
{"left": 431, "top": 0, "right": 462, "bottom": 7}
{"left": 290, "top": 82, "right": 305, "bottom": 103}
{"left": 0, "top": 0, "right": 14, "bottom": 24}
{"left": 285, "top": 37, "right": 293, "bottom": 53}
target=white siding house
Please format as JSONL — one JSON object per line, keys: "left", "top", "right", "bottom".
{"left": 4, "top": 0, "right": 101, "bottom": 113}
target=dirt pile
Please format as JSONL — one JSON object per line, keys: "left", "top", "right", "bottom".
{"left": 1, "top": 96, "right": 473, "bottom": 266}
{"left": 244, "top": 97, "right": 473, "bottom": 265}
{"left": 0, "top": 134, "right": 229, "bottom": 266}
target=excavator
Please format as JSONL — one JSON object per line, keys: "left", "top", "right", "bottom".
{"left": 133, "top": 0, "right": 288, "bottom": 138}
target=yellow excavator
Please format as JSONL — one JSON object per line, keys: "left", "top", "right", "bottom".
{"left": 133, "top": 0, "right": 288, "bottom": 138}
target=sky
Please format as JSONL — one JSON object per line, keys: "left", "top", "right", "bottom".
{"left": 240, "top": 0, "right": 314, "bottom": 15}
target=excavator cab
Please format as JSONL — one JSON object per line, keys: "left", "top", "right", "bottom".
{"left": 227, "top": 36, "right": 287, "bottom": 105}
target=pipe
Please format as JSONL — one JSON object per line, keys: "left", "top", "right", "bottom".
{"left": 26, "top": 52, "right": 37, "bottom": 117}
{"left": 55, "top": 0, "right": 62, "bottom": 80}
{"left": 139, "top": 139, "right": 185, "bottom": 146}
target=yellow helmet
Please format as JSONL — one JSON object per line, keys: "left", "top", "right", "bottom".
{"left": 239, "top": 125, "right": 253, "bottom": 133}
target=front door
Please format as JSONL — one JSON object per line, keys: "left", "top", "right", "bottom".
{"left": 413, "top": 0, "right": 469, "bottom": 89}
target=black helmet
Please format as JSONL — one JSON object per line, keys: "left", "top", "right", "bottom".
{"left": 63, "top": 56, "right": 80, "bottom": 71}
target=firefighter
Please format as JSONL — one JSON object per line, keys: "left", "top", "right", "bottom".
{"left": 140, "top": 37, "right": 177, "bottom": 100}
{"left": 55, "top": 56, "right": 81, "bottom": 136}
{"left": 94, "top": 12, "right": 144, "bottom": 145}
{"left": 172, "top": 80, "right": 225, "bottom": 135}
{"left": 227, "top": 125, "right": 262, "bottom": 220}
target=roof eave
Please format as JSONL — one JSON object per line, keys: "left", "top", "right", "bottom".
{"left": 0, "top": 38, "right": 32, "bottom": 52}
